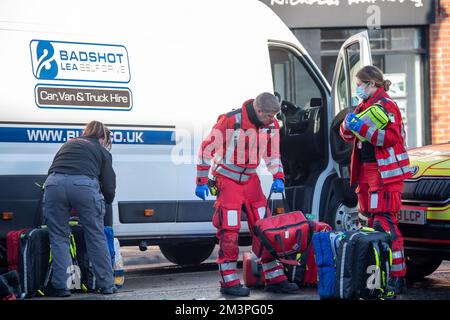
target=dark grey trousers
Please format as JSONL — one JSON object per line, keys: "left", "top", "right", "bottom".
{"left": 43, "top": 173, "right": 114, "bottom": 290}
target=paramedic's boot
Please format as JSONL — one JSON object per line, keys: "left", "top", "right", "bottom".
{"left": 220, "top": 284, "right": 250, "bottom": 297}
{"left": 265, "top": 280, "right": 299, "bottom": 294}
{"left": 52, "top": 289, "right": 72, "bottom": 297}
{"left": 97, "top": 286, "right": 118, "bottom": 295}
{"left": 385, "top": 277, "right": 407, "bottom": 299}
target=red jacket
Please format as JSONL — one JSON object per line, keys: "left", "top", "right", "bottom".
{"left": 196, "top": 99, "right": 284, "bottom": 185}
{"left": 339, "top": 87, "right": 412, "bottom": 186}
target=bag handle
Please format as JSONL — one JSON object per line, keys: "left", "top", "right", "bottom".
{"left": 267, "top": 190, "right": 291, "bottom": 215}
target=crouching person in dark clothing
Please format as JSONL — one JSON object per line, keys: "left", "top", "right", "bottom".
{"left": 43, "top": 120, "right": 116, "bottom": 297}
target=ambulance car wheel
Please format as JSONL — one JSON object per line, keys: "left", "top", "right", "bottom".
{"left": 405, "top": 253, "right": 442, "bottom": 280}
{"left": 325, "top": 194, "right": 359, "bottom": 232}
{"left": 159, "top": 241, "right": 216, "bottom": 266}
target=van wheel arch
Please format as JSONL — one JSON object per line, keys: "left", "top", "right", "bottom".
{"left": 159, "top": 240, "right": 216, "bottom": 266}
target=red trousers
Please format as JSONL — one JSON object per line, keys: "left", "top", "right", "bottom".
{"left": 356, "top": 162, "right": 406, "bottom": 277}
{"left": 212, "top": 175, "right": 287, "bottom": 288}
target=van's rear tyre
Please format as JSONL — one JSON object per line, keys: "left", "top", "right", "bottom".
{"left": 159, "top": 241, "right": 216, "bottom": 266}
{"left": 405, "top": 253, "right": 442, "bottom": 280}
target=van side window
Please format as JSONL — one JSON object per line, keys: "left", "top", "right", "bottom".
{"left": 269, "top": 48, "right": 322, "bottom": 109}
{"left": 334, "top": 56, "right": 349, "bottom": 114}
{"left": 346, "top": 42, "right": 362, "bottom": 107}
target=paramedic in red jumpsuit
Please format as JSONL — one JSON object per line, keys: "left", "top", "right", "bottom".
{"left": 340, "top": 66, "right": 412, "bottom": 296}
{"left": 195, "top": 92, "right": 299, "bottom": 296}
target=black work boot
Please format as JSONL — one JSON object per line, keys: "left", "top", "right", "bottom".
{"left": 97, "top": 286, "right": 118, "bottom": 295}
{"left": 51, "top": 289, "right": 72, "bottom": 297}
{"left": 385, "top": 277, "right": 407, "bottom": 299}
{"left": 265, "top": 280, "right": 299, "bottom": 294}
{"left": 220, "top": 284, "right": 250, "bottom": 297}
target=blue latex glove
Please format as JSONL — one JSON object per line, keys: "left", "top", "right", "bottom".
{"left": 195, "top": 184, "right": 209, "bottom": 200}
{"left": 271, "top": 178, "right": 285, "bottom": 193}
{"left": 347, "top": 113, "right": 364, "bottom": 133}
{"left": 343, "top": 113, "right": 354, "bottom": 130}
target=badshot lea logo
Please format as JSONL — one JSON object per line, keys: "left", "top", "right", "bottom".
{"left": 30, "top": 40, "right": 130, "bottom": 83}
{"left": 32, "top": 40, "right": 58, "bottom": 80}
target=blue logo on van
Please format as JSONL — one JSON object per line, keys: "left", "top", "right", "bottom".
{"left": 35, "top": 41, "right": 58, "bottom": 80}
{"left": 30, "top": 40, "right": 130, "bottom": 83}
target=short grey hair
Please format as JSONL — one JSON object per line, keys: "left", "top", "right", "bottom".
{"left": 254, "top": 92, "right": 281, "bottom": 113}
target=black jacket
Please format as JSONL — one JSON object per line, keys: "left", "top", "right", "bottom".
{"left": 48, "top": 137, "right": 116, "bottom": 204}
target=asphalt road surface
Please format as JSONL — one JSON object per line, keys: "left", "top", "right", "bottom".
{"left": 42, "top": 245, "right": 450, "bottom": 301}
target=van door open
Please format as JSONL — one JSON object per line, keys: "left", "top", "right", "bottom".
{"left": 268, "top": 43, "right": 329, "bottom": 217}
{"left": 330, "top": 31, "right": 372, "bottom": 181}
{"left": 328, "top": 31, "right": 373, "bottom": 230}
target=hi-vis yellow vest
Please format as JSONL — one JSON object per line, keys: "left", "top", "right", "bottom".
{"left": 351, "top": 103, "right": 390, "bottom": 142}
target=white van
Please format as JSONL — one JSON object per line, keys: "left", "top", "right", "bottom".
{"left": 0, "top": 0, "right": 372, "bottom": 266}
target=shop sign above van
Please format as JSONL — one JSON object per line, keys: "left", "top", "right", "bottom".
{"left": 30, "top": 40, "right": 130, "bottom": 83}
{"left": 261, "top": 0, "right": 435, "bottom": 28}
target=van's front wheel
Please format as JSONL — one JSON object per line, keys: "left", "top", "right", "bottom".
{"left": 159, "top": 240, "right": 216, "bottom": 266}
{"left": 324, "top": 193, "right": 359, "bottom": 231}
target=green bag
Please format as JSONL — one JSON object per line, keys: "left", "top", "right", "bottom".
{"left": 352, "top": 103, "right": 390, "bottom": 142}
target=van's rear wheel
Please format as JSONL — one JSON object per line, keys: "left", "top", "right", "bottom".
{"left": 406, "top": 253, "right": 442, "bottom": 280}
{"left": 324, "top": 193, "right": 359, "bottom": 231}
{"left": 159, "top": 241, "right": 216, "bottom": 266}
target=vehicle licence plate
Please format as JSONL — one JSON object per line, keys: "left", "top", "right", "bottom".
{"left": 397, "top": 209, "right": 427, "bottom": 225}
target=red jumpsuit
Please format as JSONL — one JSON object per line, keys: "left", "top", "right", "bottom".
{"left": 196, "top": 100, "right": 286, "bottom": 288}
{"left": 340, "top": 87, "right": 412, "bottom": 278}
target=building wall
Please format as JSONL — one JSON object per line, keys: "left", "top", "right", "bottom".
{"left": 430, "top": 0, "right": 450, "bottom": 144}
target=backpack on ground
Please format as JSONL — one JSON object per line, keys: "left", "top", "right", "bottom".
{"left": 313, "top": 231, "right": 343, "bottom": 299}
{"left": 335, "top": 228, "right": 392, "bottom": 300}
{"left": 19, "top": 227, "right": 51, "bottom": 297}
{"left": 103, "top": 226, "right": 115, "bottom": 268}
{"left": 113, "top": 237, "right": 124, "bottom": 289}
{"left": 19, "top": 223, "right": 93, "bottom": 297}
{"left": 6, "top": 228, "right": 29, "bottom": 272}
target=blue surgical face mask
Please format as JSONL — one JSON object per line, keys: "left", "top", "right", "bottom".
{"left": 356, "top": 84, "right": 370, "bottom": 100}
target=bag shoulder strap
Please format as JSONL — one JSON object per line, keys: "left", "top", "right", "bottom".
{"left": 226, "top": 108, "right": 242, "bottom": 130}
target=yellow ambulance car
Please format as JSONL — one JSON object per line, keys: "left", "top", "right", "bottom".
{"left": 399, "top": 143, "right": 450, "bottom": 280}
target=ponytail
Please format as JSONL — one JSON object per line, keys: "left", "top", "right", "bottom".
{"left": 383, "top": 79, "right": 392, "bottom": 92}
